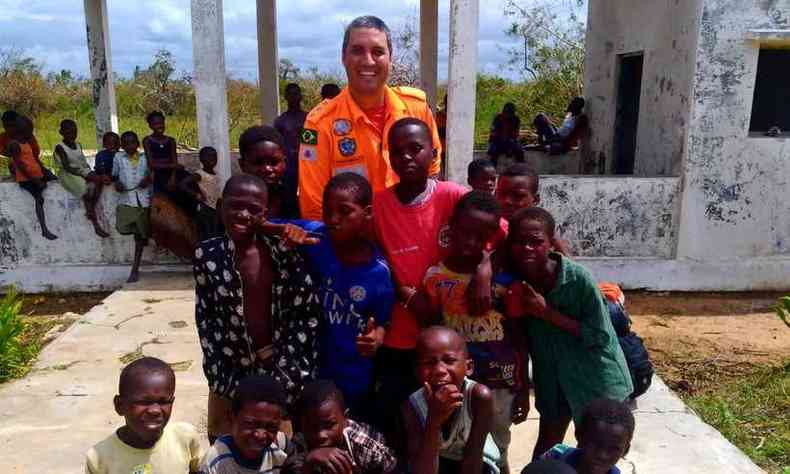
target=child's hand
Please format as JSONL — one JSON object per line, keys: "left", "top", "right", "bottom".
{"left": 425, "top": 382, "right": 464, "bottom": 425}
{"left": 355, "top": 317, "right": 382, "bottom": 358}
{"left": 512, "top": 391, "right": 530, "bottom": 424}
{"left": 521, "top": 282, "right": 548, "bottom": 317}
{"left": 305, "top": 447, "right": 354, "bottom": 474}
{"left": 282, "top": 223, "right": 320, "bottom": 247}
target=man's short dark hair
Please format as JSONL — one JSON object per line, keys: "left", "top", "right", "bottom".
{"left": 321, "top": 83, "right": 341, "bottom": 99}
{"left": 521, "top": 459, "right": 577, "bottom": 474}
{"left": 453, "top": 190, "right": 502, "bottom": 223}
{"left": 342, "top": 16, "right": 392, "bottom": 56}
{"left": 238, "top": 125, "right": 284, "bottom": 158}
{"left": 324, "top": 172, "right": 372, "bottom": 206}
{"left": 296, "top": 380, "right": 346, "bottom": 417}
{"left": 222, "top": 173, "right": 268, "bottom": 199}
{"left": 509, "top": 207, "right": 556, "bottom": 239}
{"left": 2, "top": 110, "right": 19, "bottom": 125}
{"left": 579, "top": 398, "right": 635, "bottom": 441}
{"left": 468, "top": 158, "right": 496, "bottom": 180}
{"left": 118, "top": 357, "right": 174, "bottom": 397}
{"left": 501, "top": 163, "right": 539, "bottom": 194}
{"left": 232, "top": 375, "right": 288, "bottom": 414}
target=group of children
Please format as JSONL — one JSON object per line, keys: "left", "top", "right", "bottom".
{"left": 87, "top": 115, "right": 638, "bottom": 474}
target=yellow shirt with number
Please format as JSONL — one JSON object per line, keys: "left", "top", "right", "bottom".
{"left": 85, "top": 422, "right": 202, "bottom": 474}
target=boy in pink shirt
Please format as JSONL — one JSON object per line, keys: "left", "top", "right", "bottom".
{"left": 371, "top": 117, "right": 467, "bottom": 446}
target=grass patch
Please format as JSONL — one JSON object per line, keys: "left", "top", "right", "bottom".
{"left": 0, "top": 289, "right": 41, "bottom": 382}
{"left": 683, "top": 362, "right": 790, "bottom": 473}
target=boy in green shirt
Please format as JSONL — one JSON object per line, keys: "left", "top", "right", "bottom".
{"left": 498, "top": 207, "right": 633, "bottom": 460}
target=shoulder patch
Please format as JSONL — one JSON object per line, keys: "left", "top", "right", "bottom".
{"left": 306, "top": 96, "right": 339, "bottom": 122}
{"left": 299, "top": 128, "right": 319, "bottom": 145}
{"left": 393, "top": 86, "right": 427, "bottom": 102}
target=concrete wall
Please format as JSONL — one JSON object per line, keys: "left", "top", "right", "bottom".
{"left": 584, "top": 0, "right": 704, "bottom": 176}
{"left": 677, "top": 0, "right": 790, "bottom": 261}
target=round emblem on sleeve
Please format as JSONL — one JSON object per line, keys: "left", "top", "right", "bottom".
{"left": 338, "top": 137, "right": 357, "bottom": 156}
{"left": 333, "top": 119, "right": 352, "bottom": 136}
{"left": 349, "top": 285, "right": 367, "bottom": 302}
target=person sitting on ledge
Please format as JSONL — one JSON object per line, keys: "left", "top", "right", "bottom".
{"left": 533, "top": 97, "right": 589, "bottom": 155}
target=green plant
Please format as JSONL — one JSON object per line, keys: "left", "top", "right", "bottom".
{"left": 774, "top": 296, "right": 790, "bottom": 329}
{"left": 0, "top": 287, "right": 38, "bottom": 383}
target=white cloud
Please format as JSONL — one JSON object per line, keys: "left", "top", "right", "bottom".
{"left": 0, "top": 0, "right": 525, "bottom": 81}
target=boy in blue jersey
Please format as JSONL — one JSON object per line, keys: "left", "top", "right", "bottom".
{"left": 290, "top": 172, "right": 395, "bottom": 423}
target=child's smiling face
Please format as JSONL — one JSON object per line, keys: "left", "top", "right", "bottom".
{"left": 231, "top": 401, "right": 284, "bottom": 462}
{"left": 415, "top": 328, "right": 472, "bottom": 392}
{"left": 240, "top": 141, "right": 286, "bottom": 186}
{"left": 302, "top": 399, "right": 347, "bottom": 449}
{"left": 496, "top": 175, "right": 539, "bottom": 219}
{"left": 578, "top": 420, "right": 631, "bottom": 474}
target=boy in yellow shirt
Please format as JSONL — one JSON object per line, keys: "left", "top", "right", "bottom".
{"left": 85, "top": 357, "right": 202, "bottom": 474}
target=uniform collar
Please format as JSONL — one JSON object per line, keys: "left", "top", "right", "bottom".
{"left": 344, "top": 85, "right": 407, "bottom": 124}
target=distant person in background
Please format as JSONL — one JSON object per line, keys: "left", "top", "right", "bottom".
{"left": 54, "top": 119, "right": 110, "bottom": 237}
{"left": 178, "top": 146, "right": 222, "bottom": 241}
{"left": 1, "top": 110, "right": 43, "bottom": 177}
{"left": 143, "top": 111, "right": 195, "bottom": 215}
{"left": 320, "top": 83, "right": 341, "bottom": 100}
{"left": 94, "top": 131, "right": 121, "bottom": 218}
{"left": 533, "top": 97, "right": 589, "bottom": 154}
{"left": 7, "top": 115, "right": 58, "bottom": 240}
{"left": 488, "top": 102, "right": 524, "bottom": 166}
{"left": 436, "top": 94, "right": 448, "bottom": 177}
{"left": 113, "top": 131, "right": 152, "bottom": 283}
{"left": 274, "top": 83, "right": 308, "bottom": 193}
{"left": 467, "top": 158, "right": 498, "bottom": 196}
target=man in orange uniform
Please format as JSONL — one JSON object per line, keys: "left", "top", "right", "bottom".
{"left": 298, "top": 15, "right": 442, "bottom": 220}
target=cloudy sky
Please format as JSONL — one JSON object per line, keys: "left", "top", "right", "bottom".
{"left": 0, "top": 0, "right": 539, "bottom": 82}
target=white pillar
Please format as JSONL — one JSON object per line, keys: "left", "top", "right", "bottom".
{"left": 446, "top": 0, "right": 479, "bottom": 183}
{"left": 257, "top": 0, "right": 280, "bottom": 124}
{"left": 420, "top": 0, "right": 439, "bottom": 109}
{"left": 191, "top": 0, "right": 232, "bottom": 187}
{"left": 84, "top": 0, "right": 118, "bottom": 147}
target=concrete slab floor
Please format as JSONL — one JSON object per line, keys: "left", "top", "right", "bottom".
{"left": 0, "top": 273, "right": 764, "bottom": 473}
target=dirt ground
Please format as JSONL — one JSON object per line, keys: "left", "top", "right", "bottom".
{"left": 19, "top": 292, "right": 111, "bottom": 346}
{"left": 626, "top": 291, "right": 790, "bottom": 394}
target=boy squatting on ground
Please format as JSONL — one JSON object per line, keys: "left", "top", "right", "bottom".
{"left": 199, "top": 375, "right": 292, "bottom": 473}
{"left": 282, "top": 380, "right": 399, "bottom": 474}
{"left": 193, "top": 174, "right": 321, "bottom": 442}
{"left": 499, "top": 207, "right": 633, "bottom": 460}
{"left": 284, "top": 172, "right": 394, "bottom": 423}
{"left": 54, "top": 119, "right": 111, "bottom": 237}
{"left": 540, "top": 398, "right": 635, "bottom": 474}
{"left": 113, "top": 131, "right": 153, "bottom": 283}
{"left": 402, "top": 326, "right": 501, "bottom": 474}
{"left": 85, "top": 357, "right": 202, "bottom": 474}
{"left": 417, "top": 191, "right": 529, "bottom": 474}
{"left": 3, "top": 114, "right": 58, "bottom": 240}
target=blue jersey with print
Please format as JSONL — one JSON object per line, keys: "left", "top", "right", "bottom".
{"left": 292, "top": 221, "right": 395, "bottom": 399}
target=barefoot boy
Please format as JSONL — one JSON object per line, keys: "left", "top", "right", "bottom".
{"left": 193, "top": 174, "right": 321, "bottom": 441}
{"left": 402, "top": 326, "right": 501, "bottom": 474}
{"left": 500, "top": 208, "right": 633, "bottom": 459}
{"left": 283, "top": 380, "right": 398, "bottom": 474}
{"left": 113, "top": 131, "right": 152, "bottom": 282}
{"left": 85, "top": 357, "right": 202, "bottom": 473}
{"left": 200, "top": 375, "right": 291, "bottom": 473}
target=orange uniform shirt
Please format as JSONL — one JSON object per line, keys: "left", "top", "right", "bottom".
{"left": 298, "top": 85, "right": 442, "bottom": 220}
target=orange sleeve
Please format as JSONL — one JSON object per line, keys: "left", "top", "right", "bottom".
{"left": 421, "top": 105, "right": 442, "bottom": 176}
{"left": 297, "top": 118, "right": 332, "bottom": 221}
{"left": 30, "top": 136, "right": 41, "bottom": 159}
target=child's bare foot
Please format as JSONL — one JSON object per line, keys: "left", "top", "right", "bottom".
{"left": 127, "top": 271, "right": 140, "bottom": 283}
{"left": 93, "top": 224, "right": 110, "bottom": 238}
{"left": 42, "top": 230, "right": 58, "bottom": 240}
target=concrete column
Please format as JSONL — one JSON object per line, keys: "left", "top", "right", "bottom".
{"left": 257, "top": 0, "right": 280, "bottom": 124}
{"left": 190, "top": 0, "right": 232, "bottom": 187}
{"left": 83, "top": 0, "right": 118, "bottom": 147}
{"left": 420, "top": 0, "right": 439, "bottom": 109}
{"left": 445, "top": 0, "right": 479, "bottom": 183}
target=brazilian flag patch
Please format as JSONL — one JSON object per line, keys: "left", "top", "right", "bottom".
{"left": 300, "top": 128, "right": 318, "bottom": 145}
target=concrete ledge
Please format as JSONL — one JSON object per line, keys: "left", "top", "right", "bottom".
{"left": 583, "top": 256, "right": 790, "bottom": 291}
{"left": 0, "top": 264, "right": 191, "bottom": 293}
